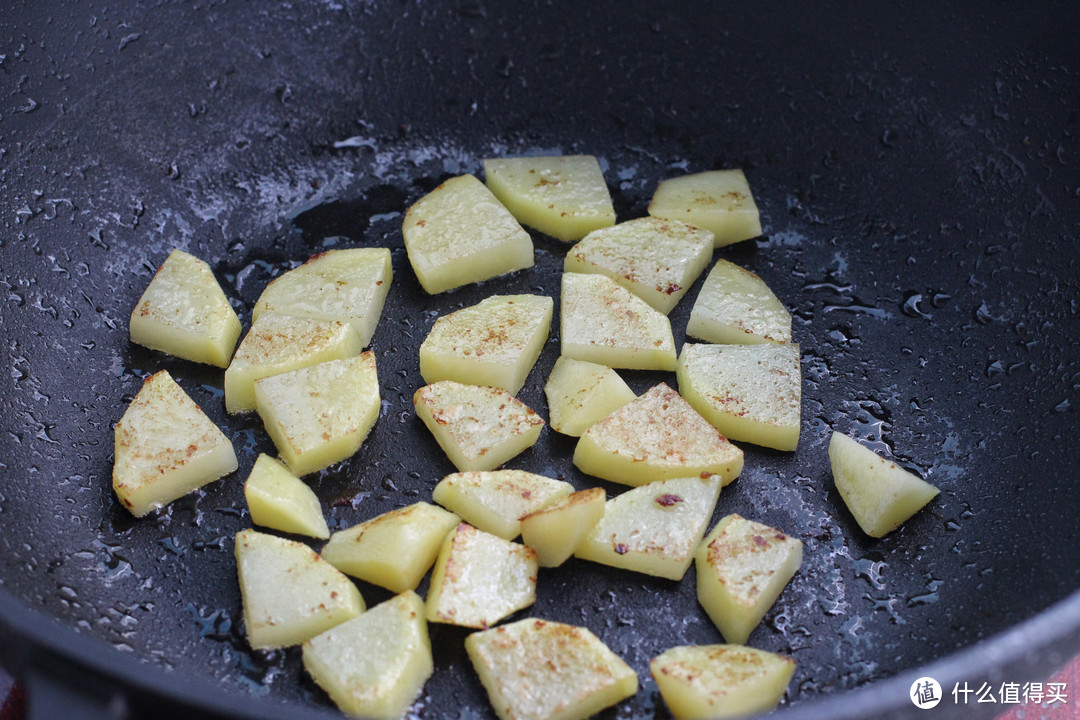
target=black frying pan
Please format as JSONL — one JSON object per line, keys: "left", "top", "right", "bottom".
{"left": 2, "top": 1, "right": 1079, "bottom": 718}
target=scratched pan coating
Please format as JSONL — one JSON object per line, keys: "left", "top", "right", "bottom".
{"left": 1, "top": 1, "right": 1079, "bottom": 719}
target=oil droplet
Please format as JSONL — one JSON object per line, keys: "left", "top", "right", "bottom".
{"left": 852, "top": 556, "right": 887, "bottom": 590}
{"left": 94, "top": 540, "right": 133, "bottom": 582}
{"left": 158, "top": 536, "right": 184, "bottom": 556}
{"left": 907, "top": 576, "right": 944, "bottom": 607}
{"left": 824, "top": 303, "right": 888, "bottom": 320}
{"left": 901, "top": 292, "right": 932, "bottom": 319}
{"left": 199, "top": 384, "right": 224, "bottom": 401}
{"left": 974, "top": 302, "right": 1001, "bottom": 324}
{"left": 185, "top": 603, "right": 234, "bottom": 641}
{"left": 192, "top": 536, "right": 227, "bottom": 552}
{"left": 865, "top": 594, "right": 906, "bottom": 625}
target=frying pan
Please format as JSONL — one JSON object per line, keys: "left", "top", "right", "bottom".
{"left": 1, "top": 1, "right": 1079, "bottom": 718}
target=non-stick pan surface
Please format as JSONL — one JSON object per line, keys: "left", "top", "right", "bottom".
{"left": 2, "top": 1, "right": 1079, "bottom": 718}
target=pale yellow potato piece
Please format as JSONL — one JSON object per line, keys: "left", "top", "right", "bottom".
{"left": 225, "top": 311, "right": 362, "bottom": 414}
{"left": 648, "top": 169, "right": 762, "bottom": 247}
{"left": 413, "top": 381, "right": 545, "bottom": 472}
{"left": 650, "top": 645, "right": 795, "bottom": 720}
{"left": 520, "top": 487, "right": 606, "bottom": 568}
{"left": 695, "top": 514, "right": 803, "bottom": 645}
{"left": 544, "top": 357, "right": 636, "bottom": 437}
{"left": 686, "top": 259, "right": 792, "bottom": 345}
{"left": 466, "top": 618, "right": 638, "bottom": 720}
{"left": 254, "top": 352, "right": 380, "bottom": 476}
{"left": 243, "top": 454, "right": 329, "bottom": 539}
{"left": 828, "top": 432, "right": 940, "bottom": 537}
{"left": 573, "top": 383, "right": 743, "bottom": 487}
{"left": 426, "top": 523, "right": 538, "bottom": 629}
{"left": 560, "top": 272, "right": 676, "bottom": 371}
{"left": 130, "top": 249, "right": 241, "bottom": 367}
{"left": 483, "top": 155, "right": 616, "bottom": 242}
{"left": 564, "top": 217, "right": 713, "bottom": 314}
{"left": 322, "top": 502, "right": 460, "bottom": 593}
{"left": 113, "top": 370, "right": 238, "bottom": 517}
{"left": 235, "top": 528, "right": 364, "bottom": 650}
{"left": 419, "top": 294, "right": 553, "bottom": 395}
{"left": 677, "top": 343, "right": 802, "bottom": 451}
{"left": 402, "top": 174, "right": 534, "bottom": 294}
{"left": 433, "top": 470, "right": 574, "bottom": 540}
{"left": 303, "top": 591, "right": 432, "bottom": 720}
{"left": 252, "top": 248, "right": 392, "bottom": 348}
{"left": 575, "top": 475, "right": 721, "bottom": 581}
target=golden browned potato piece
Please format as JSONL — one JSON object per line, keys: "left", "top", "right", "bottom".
{"left": 413, "top": 381, "right": 544, "bottom": 472}
{"left": 129, "top": 249, "right": 241, "bottom": 367}
{"left": 254, "top": 353, "right": 380, "bottom": 476}
{"left": 235, "top": 529, "right": 363, "bottom": 651}
{"left": 303, "top": 591, "right": 432, "bottom": 719}
{"left": 419, "top": 294, "right": 552, "bottom": 395}
{"left": 113, "top": 370, "right": 237, "bottom": 517}
{"left": 251, "top": 248, "right": 392, "bottom": 348}
{"left": 425, "top": 523, "right": 538, "bottom": 629}
{"left": 564, "top": 217, "right": 713, "bottom": 314}
{"left": 651, "top": 644, "right": 795, "bottom": 719}
{"left": 573, "top": 383, "right": 743, "bottom": 487}
{"left": 466, "top": 618, "right": 637, "bottom": 720}
{"left": 403, "top": 174, "right": 534, "bottom": 294}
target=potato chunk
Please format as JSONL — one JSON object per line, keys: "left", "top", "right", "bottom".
{"left": 650, "top": 645, "right": 795, "bottom": 720}
{"left": 254, "top": 352, "right": 380, "bottom": 476}
{"left": 303, "top": 591, "right": 432, "bottom": 720}
{"left": 251, "top": 248, "right": 392, "bottom": 348}
{"left": 544, "top": 357, "right": 636, "bottom": 437}
{"left": 466, "top": 617, "right": 638, "bottom": 720}
{"left": 433, "top": 470, "right": 574, "bottom": 540}
{"left": 686, "top": 259, "right": 791, "bottom": 345}
{"left": 573, "top": 384, "right": 743, "bottom": 487}
{"left": 677, "top": 343, "right": 801, "bottom": 451}
{"left": 426, "top": 523, "right": 538, "bottom": 629}
{"left": 695, "top": 514, "right": 802, "bottom": 645}
{"left": 483, "top": 155, "right": 616, "bottom": 242}
{"left": 648, "top": 169, "right": 762, "bottom": 247}
{"left": 322, "top": 502, "right": 460, "bottom": 593}
{"left": 402, "top": 174, "right": 534, "bottom": 294}
{"left": 129, "top": 249, "right": 241, "bottom": 367}
{"left": 244, "top": 454, "right": 329, "bottom": 539}
{"left": 828, "top": 432, "right": 939, "bottom": 537}
{"left": 419, "top": 294, "right": 553, "bottom": 395}
{"left": 413, "top": 381, "right": 545, "bottom": 472}
{"left": 224, "top": 311, "right": 362, "bottom": 414}
{"left": 575, "top": 475, "right": 721, "bottom": 581}
{"left": 520, "top": 487, "right": 606, "bottom": 568}
{"left": 564, "top": 218, "right": 713, "bottom": 314}
{"left": 113, "top": 370, "right": 238, "bottom": 517}
{"left": 560, "top": 272, "right": 676, "bottom": 371}
{"left": 235, "top": 529, "right": 363, "bottom": 650}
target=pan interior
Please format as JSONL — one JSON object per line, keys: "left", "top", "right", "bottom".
{"left": 1, "top": 1, "right": 1078, "bottom": 717}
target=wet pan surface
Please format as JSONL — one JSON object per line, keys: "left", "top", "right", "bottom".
{"left": 1, "top": 1, "right": 1079, "bottom": 718}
